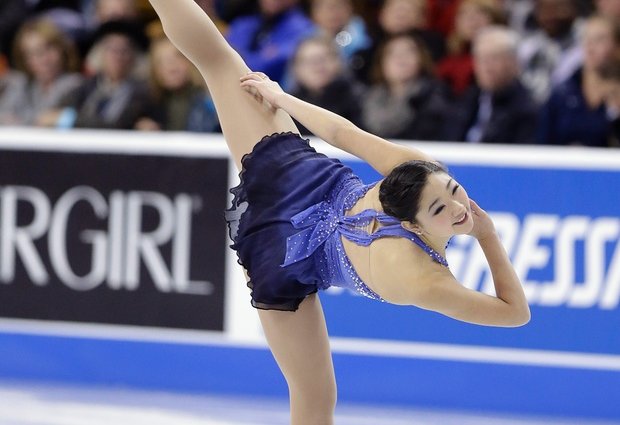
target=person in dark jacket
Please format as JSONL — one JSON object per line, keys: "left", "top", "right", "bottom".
{"left": 443, "top": 26, "right": 539, "bottom": 144}
{"left": 289, "top": 34, "right": 363, "bottom": 135}
{"left": 538, "top": 15, "right": 620, "bottom": 147}
{"left": 56, "top": 19, "right": 156, "bottom": 129}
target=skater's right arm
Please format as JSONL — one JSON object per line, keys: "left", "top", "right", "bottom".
{"left": 241, "top": 73, "right": 436, "bottom": 176}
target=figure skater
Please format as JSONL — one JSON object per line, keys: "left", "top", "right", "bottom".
{"left": 148, "top": 1, "right": 531, "bottom": 424}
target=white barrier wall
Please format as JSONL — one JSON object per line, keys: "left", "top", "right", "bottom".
{"left": 0, "top": 128, "right": 619, "bottom": 420}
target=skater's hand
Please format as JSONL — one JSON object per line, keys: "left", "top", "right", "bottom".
{"left": 240, "top": 72, "right": 284, "bottom": 109}
{"left": 467, "top": 199, "right": 496, "bottom": 242}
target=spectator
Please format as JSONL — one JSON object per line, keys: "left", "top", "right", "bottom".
{"left": 518, "top": 0, "right": 584, "bottom": 104}
{"left": 437, "top": 0, "right": 506, "bottom": 98}
{"left": 136, "top": 35, "right": 219, "bottom": 132}
{"left": 361, "top": 32, "right": 448, "bottom": 141}
{"left": 443, "top": 26, "right": 539, "bottom": 144}
{"left": 81, "top": 0, "right": 147, "bottom": 70}
{"left": 0, "top": 19, "right": 82, "bottom": 127}
{"left": 309, "top": 0, "right": 372, "bottom": 61}
{"left": 56, "top": 19, "right": 155, "bottom": 129}
{"left": 289, "top": 35, "right": 363, "bottom": 135}
{"left": 595, "top": 0, "right": 620, "bottom": 22}
{"left": 225, "top": 0, "right": 315, "bottom": 84}
{"left": 351, "top": 0, "right": 447, "bottom": 83}
{"left": 538, "top": 15, "right": 620, "bottom": 147}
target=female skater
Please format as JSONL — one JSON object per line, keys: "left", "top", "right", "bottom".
{"left": 148, "top": 1, "right": 530, "bottom": 424}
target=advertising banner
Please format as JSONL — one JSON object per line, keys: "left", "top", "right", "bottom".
{"left": 0, "top": 148, "right": 228, "bottom": 331}
{"left": 1, "top": 130, "right": 619, "bottom": 420}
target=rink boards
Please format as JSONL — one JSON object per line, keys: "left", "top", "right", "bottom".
{"left": 0, "top": 128, "right": 618, "bottom": 420}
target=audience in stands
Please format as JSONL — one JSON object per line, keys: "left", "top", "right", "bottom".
{"left": 289, "top": 34, "right": 363, "bottom": 135}
{"left": 0, "top": 19, "right": 82, "bottom": 127}
{"left": 0, "top": 0, "right": 617, "bottom": 148}
{"left": 443, "top": 26, "right": 539, "bottom": 143}
{"left": 538, "top": 14, "right": 620, "bottom": 146}
{"left": 361, "top": 32, "right": 448, "bottom": 141}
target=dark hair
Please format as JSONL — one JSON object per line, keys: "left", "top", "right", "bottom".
{"left": 379, "top": 160, "right": 447, "bottom": 222}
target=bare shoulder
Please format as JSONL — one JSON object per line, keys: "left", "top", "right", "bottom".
{"left": 367, "top": 237, "right": 454, "bottom": 305}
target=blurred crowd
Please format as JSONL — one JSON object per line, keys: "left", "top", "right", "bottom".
{"left": 1, "top": 0, "right": 620, "bottom": 147}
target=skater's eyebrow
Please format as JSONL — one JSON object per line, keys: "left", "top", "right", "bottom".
{"left": 427, "top": 179, "right": 454, "bottom": 212}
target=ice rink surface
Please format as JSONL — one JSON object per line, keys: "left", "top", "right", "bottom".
{"left": 0, "top": 381, "right": 617, "bottom": 425}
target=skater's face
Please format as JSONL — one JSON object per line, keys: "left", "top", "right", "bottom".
{"left": 412, "top": 172, "right": 473, "bottom": 238}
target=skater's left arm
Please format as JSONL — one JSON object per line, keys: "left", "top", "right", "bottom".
{"left": 240, "top": 73, "right": 435, "bottom": 176}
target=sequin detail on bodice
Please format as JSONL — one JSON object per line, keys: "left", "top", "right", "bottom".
{"left": 281, "top": 176, "right": 449, "bottom": 301}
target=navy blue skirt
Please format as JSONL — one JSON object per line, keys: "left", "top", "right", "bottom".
{"left": 225, "top": 132, "right": 354, "bottom": 311}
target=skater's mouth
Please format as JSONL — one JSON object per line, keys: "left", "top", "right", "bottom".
{"left": 453, "top": 212, "right": 468, "bottom": 226}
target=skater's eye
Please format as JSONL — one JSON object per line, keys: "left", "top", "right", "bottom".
{"left": 452, "top": 185, "right": 460, "bottom": 195}
{"left": 434, "top": 205, "right": 445, "bottom": 216}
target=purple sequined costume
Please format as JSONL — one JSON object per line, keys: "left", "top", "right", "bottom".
{"left": 226, "top": 132, "right": 448, "bottom": 311}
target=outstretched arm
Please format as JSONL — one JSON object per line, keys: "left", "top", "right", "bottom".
{"left": 401, "top": 201, "right": 530, "bottom": 327}
{"left": 241, "top": 72, "right": 435, "bottom": 176}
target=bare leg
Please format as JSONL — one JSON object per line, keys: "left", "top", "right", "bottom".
{"left": 148, "top": 4, "right": 333, "bottom": 421}
{"left": 149, "top": 0, "right": 299, "bottom": 169}
{"left": 258, "top": 294, "right": 337, "bottom": 425}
